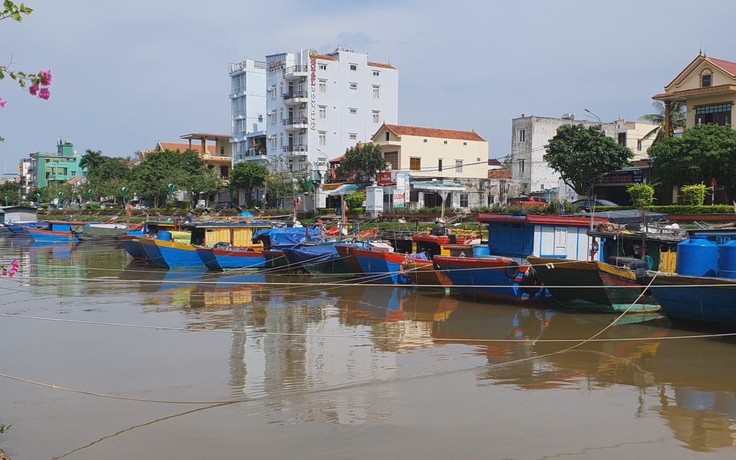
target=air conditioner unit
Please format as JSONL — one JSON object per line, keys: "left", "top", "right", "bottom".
{"left": 300, "top": 103, "right": 307, "bottom": 108}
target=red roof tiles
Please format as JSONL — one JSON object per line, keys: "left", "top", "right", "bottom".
{"left": 705, "top": 56, "right": 736, "bottom": 77}
{"left": 488, "top": 168, "right": 512, "bottom": 180}
{"left": 382, "top": 124, "right": 485, "bottom": 142}
{"left": 367, "top": 61, "right": 396, "bottom": 70}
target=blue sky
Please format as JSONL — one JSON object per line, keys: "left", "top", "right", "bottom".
{"left": 0, "top": 0, "right": 733, "bottom": 172}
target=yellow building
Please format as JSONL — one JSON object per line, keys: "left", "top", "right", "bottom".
{"left": 370, "top": 124, "right": 489, "bottom": 179}
{"left": 653, "top": 53, "right": 736, "bottom": 132}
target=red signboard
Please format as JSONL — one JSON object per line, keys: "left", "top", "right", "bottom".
{"left": 376, "top": 171, "right": 393, "bottom": 185}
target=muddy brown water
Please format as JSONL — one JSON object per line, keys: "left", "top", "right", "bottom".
{"left": 0, "top": 234, "right": 735, "bottom": 459}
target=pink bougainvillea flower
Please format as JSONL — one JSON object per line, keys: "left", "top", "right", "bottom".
{"left": 39, "top": 70, "right": 52, "bottom": 86}
{"left": 0, "top": 98, "right": 5, "bottom": 109}
{"left": 38, "top": 88, "right": 50, "bottom": 100}
{"left": 29, "top": 83, "right": 39, "bottom": 96}
{"left": 7, "top": 260, "right": 19, "bottom": 278}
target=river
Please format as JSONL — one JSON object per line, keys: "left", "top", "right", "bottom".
{"left": 0, "top": 233, "right": 735, "bottom": 459}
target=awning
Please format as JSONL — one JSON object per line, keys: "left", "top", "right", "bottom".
{"left": 327, "top": 183, "right": 359, "bottom": 196}
{"left": 411, "top": 180, "right": 466, "bottom": 192}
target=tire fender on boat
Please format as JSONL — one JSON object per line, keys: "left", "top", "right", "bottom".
{"left": 504, "top": 261, "right": 520, "bottom": 280}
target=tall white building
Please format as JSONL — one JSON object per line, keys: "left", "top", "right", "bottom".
{"left": 229, "top": 60, "right": 267, "bottom": 165}
{"left": 264, "top": 48, "right": 398, "bottom": 176}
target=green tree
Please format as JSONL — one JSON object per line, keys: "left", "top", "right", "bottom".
{"left": 627, "top": 183, "right": 655, "bottom": 208}
{"left": 680, "top": 184, "right": 707, "bottom": 206}
{"left": 0, "top": 181, "right": 19, "bottom": 205}
{"left": 639, "top": 101, "right": 687, "bottom": 144}
{"left": 132, "top": 149, "right": 218, "bottom": 207}
{"left": 648, "top": 124, "right": 736, "bottom": 189}
{"left": 337, "top": 143, "right": 386, "bottom": 184}
{"left": 544, "top": 124, "right": 633, "bottom": 196}
{"left": 230, "top": 161, "right": 269, "bottom": 207}
{"left": 79, "top": 149, "right": 105, "bottom": 172}
{"left": 87, "top": 156, "right": 132, "bottom": 201}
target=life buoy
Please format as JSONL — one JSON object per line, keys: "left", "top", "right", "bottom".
{"left": 504, "top": 261, "right": 520, "bottom": 280}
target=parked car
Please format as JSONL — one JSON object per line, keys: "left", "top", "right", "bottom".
{"left": 571, "top": 198, "right": 618, "bottom": 211}
{"left": 507, "top": 196, "right": 549, "bottom": 208}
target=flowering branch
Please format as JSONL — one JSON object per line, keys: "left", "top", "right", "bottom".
{"left": 0, "top": 259, "right": 19, "bottom": 277}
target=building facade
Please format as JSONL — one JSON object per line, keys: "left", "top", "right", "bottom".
{"left": 263, "top": 48, "right": 398, "bottom": 177}
{"left": 653, "top": 53, "right": 736, "bottom": 131}
{"left": 29, "top": 139, "right": 83, "bottom": 190}
{"left": 510, "top": 115, "right": 657, "bottom": 201}
{"left": 229, "top": 60, "right": 267, "bottom": 165}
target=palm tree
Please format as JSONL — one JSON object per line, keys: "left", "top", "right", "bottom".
{"left": 79, "top": 149, "right": 104, "bottom": 172}
{"left": 639, "top": 101, "right": 686, "bottom": 144}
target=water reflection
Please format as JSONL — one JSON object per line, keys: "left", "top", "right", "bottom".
{"left": 2, "top": 234, "right": 736, "bottom": 454}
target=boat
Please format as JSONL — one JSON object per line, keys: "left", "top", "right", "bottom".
{"left": 527, "top": 256, "right": 660, "bottom": 313}
{"left": 252, "top": 225, "right": 324, "bottom": 271}
{"left": 116, "top": 220, "right": 180, "bottom": 260}
{"left": 140, "top": 220, "right": 272, "bottom": 269}
{"left": 26, "top": 220, "right": 85, "bottom": 244}
{"left": 74, "top": 221, "right": 136, "bottom": 239}
{"left": 281, "top": 243, "right": 349, "bottom": 275}
{"left": 196, "top": 243, "right": 266, "bottom": 270}
{"left": 352, "top": 242, "right": 427, "bottom": 285}
{"left": 399, "top": 257, "right": 451, "bottom": 288}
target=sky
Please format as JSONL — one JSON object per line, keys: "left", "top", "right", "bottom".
{"left": 0, "top": 0, "right": 734, "bottom": 173}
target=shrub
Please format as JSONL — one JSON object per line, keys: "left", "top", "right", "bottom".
{"left": 680, "top": 184, "right": 707, "bottom": 206}
{"left": 627, "top": 183, "right": 655, "bottom": 208}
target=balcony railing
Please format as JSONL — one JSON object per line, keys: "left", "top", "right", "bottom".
{"left": 282, "top": 90, "right": 308, "bottom": 100}
{"left": 283, "top": 65, "right": 308, "bottom": 79}
{"left": 282, "top": 144, "right": 308, "bottom": 154}
{"left": 282, "top": 117, "right": 309, "bottom": 129}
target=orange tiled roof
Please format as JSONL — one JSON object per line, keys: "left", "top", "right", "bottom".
{"left": 315, "top": 54, "right": 336, "bottom": 61}
{"left": 158, "top": 142, "right": 216, "bottom": 156}
{"left": 488, "top": 168, "right": 512, "bottom": 180}
{"left": 382, "top": 124, "right": 485, "bottom": 142}
{"left": 368, "top": 61, "right": 396, "bottom": 70}
{"left": 706, "top": 56, "right": 736, "bottom": 77}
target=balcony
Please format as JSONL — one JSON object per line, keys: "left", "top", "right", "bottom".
{"left": 282, "top": 117, "right": 309, "bottom": 130}
{"left": 283, "top": 90, "right": 308, "bottom": 105}
{"left": 282, "top": 144, "right": 308, "bottom": 156}
{"left": 283, "top": 65, "right": 308, "bottom": 80}
{"left": 245, "top": 148, "right": 267, "bottom": 158}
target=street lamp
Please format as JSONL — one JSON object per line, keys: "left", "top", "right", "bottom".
{"left": 584, "top": 108, "right": 602, "bottom": 124}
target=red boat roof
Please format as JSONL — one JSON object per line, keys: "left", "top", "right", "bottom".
{"left": 476, "top": 214, "right": 608, "bottom": 227}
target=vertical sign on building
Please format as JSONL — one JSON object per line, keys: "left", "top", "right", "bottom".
{"left": 394, "top": 171, "right": 409, "bottom": 209}
{"left": 309, "top": 51, "right": 317, "bottom": 131}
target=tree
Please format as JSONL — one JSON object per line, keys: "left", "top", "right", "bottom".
{"left": 87, "top": 156, "right": 132, "bottom": 201}
{"left": 132, "top": 149, "right": 218, "bottom": 207}
{"left": 0, "top": 181, "right": 19, "bottom": 205}
{"left": 639, "top": 101, "right": 687, "bottom": 144}
{"left": 544, "top": 124, "right": 633, "bottom": 196}
{"left": 336, "top": 143, "right": 386, "bottom": 184}
{"left": 230, "top": 161, "right": 269, "bottom": 207}
{"left": 79, "top": 149, "right": 105, "bottom": 172}
{"left": 1, "top": 2, "right": 52, "bottom": 142}
{"left": 648, "top": 123, "right": 736, "bottom": 190}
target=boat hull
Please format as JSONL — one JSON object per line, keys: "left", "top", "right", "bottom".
{"left": 27, "top": 227, "right": 77, "bottom": 244}
{"left": 281, "top": 245, "right": 349, "bottom": 275}
{"left": 527, "top": 256, "right": 659, "bottom": 313}
{"left": 400, "top": 258, "right": 451, "bottom": 288}
{"left": 433, "top": 256, "right": 544, "bottom": 302}
{"left": 139, "top": 238, "right": 205, "bottom": 269}
{"left": 353, "top": 248, "right": 413, "bottom": 285}
{"left": 196, "top": 247, "right": 266, "bottom": 270}
{"left": 645, "top": 273, "right": 736, "bottom": 327}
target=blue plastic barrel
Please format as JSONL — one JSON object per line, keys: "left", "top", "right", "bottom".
{"left": 718, "top": 240, "right": 736, "bottom": 279}
{"left": 676, "top": 236, "right": 718, "bottom": 277}
{"left": 473, "top": 245, "right": 490, "bottom": 257}
{"left": 157, "top": 230, "right": 172, "bottom": 242}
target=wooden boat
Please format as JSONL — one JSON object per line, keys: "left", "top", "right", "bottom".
{"left": 400, "top": 257, "right": 451, "bottom": 288}
{"left": 527, "top": 256, "right": 660, "bottom": 313}
{"left": 26, "top": 220, "right": 85, "bottom": 244}
{"left": 196, "top": 244, "right": 266, "bottom": 270}
{"left": 433, "top": 255, "right": 545, "bottom": 302}
{"left": 281, "top": 243, "right": 349, "bottom": 275}
{"left": 352, "top": 243, "right": 419, "bottom": 285}
{"left": 116, "top": 220, "right": 179, "bottom": 260}
{"left": 643, "top": 273, "right": 736, "bottom": 327}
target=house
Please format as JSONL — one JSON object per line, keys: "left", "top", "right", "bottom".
{"left": 149, "top": 133, "right": 232, "bottom": 181}
{"left": 653, "top": 52, "right": 736, "bottom": 132}
{"left": 28, "top": 139, "right": 84, "bottom": 190}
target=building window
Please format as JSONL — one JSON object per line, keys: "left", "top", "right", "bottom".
{"left": 438, "top": 159, "right": 443, "bottom": 172}
{"left": 636, "top": 139, "right": 642, "bottom": 151}
{"left": 618, "top": 132, "right": 626, "bottom": 146}
{"left": 270, "top": 85, "right": 276, "bottom": 99}
{"left": 372, "top": 110, "right": 380, "bottom": 123}
{"left": 519, "top": 159, "right": 525, "bottom": 173}
{"left": 319, "top": 63, "right": 327, "bottom": 71}
{"left": 696, "top": 103, "right": 732, "bottom": 126}
{"left": 372, "top": 85, "right": 380, "bottom": 99}
{"left": 460, "top": 194, "right": 469, "bottom": 208}
{"left": 384, "top": 152, "right": 398, "bottom": 170}
{"left": 455, "top": 160, "right": 463, "bottom": 173}
{"left": 373, "top": 70, "right": 380, "bottom": 77}
{"left": 349, "top": 107, "right": 357, "bottom": 114}
{"left": 319, "top": 79, "right": 327, "bottom": 93}
{"left": 349, "top": 64, "right": 357, "bottom": 71}
{"left": 349, "top": 82, "right": 358, "bottom": 90}
{"left": 385, "top": 132, "right": 390, "bottom": 141}
{"left": 701, "top": 71, "right": 712, "bottom": 88}
{"left": 319, "top": 106, "right": 327, "bottom": 119}
{"left": 518, "top": 128, "right": 526, "bottom": 142}
{"left": 410, "top": 157, "right": 421, "bottom": 171}
{"left": 349, "top": 133, "right": 357, "bottom": 140}
{"left": 319, "top": 131, "right": 327, "bottom": 146}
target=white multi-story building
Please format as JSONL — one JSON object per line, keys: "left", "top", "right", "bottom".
{"left": 510, "top": 114, "right": 658, "bottom": 201}
{"left": 229, "top": 60, "right": 267, "bottom": 165}
{"left": 264, "top": 48, "right": 398, "bottom": 176}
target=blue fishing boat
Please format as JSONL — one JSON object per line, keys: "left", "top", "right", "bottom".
{"left": 281, "top": 243, "right": 348, "bottom": 274}
{"left": 26, "top": 220, "right": 84, "bottom": 244}
{"left": 253, "top": 226, "right": 324, "bottom": 270}
{"left": 116, "top": 220, "right": 179, "bottom": 260}
{"left": 196, "top": 243, "right": 266, "bottom": 270}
